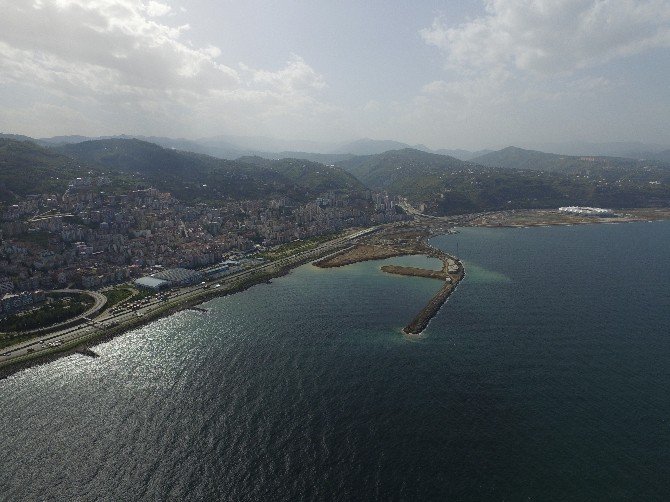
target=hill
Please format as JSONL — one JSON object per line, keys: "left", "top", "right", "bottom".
{"left": 330, "top": 139, "right": 414, "bottom": 155}
{"left": 472, "top": 146, "right": 670, "bottom": 173}
{"left": 258, "top": 151, "right": 357, "bottom": 164}
{"left": 0, "top": 138, "right": 106, "bottom": 202}
{"left": 434, "top": 148, "right": 494, "bottom": 161}
{"left": 628, "top": 149, "right": 670, "bottom": 163}
{"left": 337, "top": 147, "right": 670, "bottom": 215}
{"left": 54, "top": 139, "right": 306, "bottom": 201}
{"left": 336, "top": 148, "right": 469, "bottom": 194}
{"left": 0, "top": 133, "right": 39, "bottom": 143}
{"left": 237, "top": 156, "right": 365, "bottom": 193}
{"left": 54, "top": 139, "right": 367, "bottom": 202}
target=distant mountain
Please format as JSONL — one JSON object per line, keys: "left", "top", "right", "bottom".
{"left": 435, "top": 148, "right": 494, "bottom": 161}
{"left": 335, "top": 148, "right": 575, "bottom": 213}
{"left": 525, "top": 140, "right": 669, "bottom": 157}
{"left": 621, "top": 149, "right": 670, "bottom": 163}
{"left": 336, "top": 147, "right": 670, "bottom": 215}
{"left": 53, "top": 139, "right": 305, "bottom": 201}
{"left": 237, "top": 156, "right": 365, "bottom": 193}
{"left": 250, "top": 151, "right": 356, "bottom": 165}
{"left": 0, "top": 133, "right": 37, "bottom": 143}
{"left": 38, "top": 135, "right": 94, "bottom": 145}
{"left": 3, "top": 137, "right": 669, "bottom": 215}
{"left": 198, "top": 135, "right": 332, "bottom": 156}
{"left": 52, "top": 139, "right": 366, "bottom": 202}
{"left": 329, "top": 139, "right": 414, "bottom": 156}
{"left": 472, "top": 146, "right": 670, "bottom": 173}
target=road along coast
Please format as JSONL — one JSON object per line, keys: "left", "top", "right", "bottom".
{"left": 0, "top": 227, "right": 376, "bottom": 377}
{"left": 5, "top": 207, "right": 666, "bottom": 376}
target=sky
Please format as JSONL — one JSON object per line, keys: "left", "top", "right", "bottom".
{"left": 1, "top": 0, "right": 669, "bottom": 150}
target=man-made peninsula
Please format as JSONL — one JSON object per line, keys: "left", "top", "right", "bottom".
{"left": 4, "top": 206, "right": 670, "bottom": 375}
{"left": 315, "top": 222, "right": 464, "bottom": 335}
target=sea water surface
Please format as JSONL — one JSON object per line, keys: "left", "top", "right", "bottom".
{"left": 1, "top": 221, "right": 669, "bottom": 500}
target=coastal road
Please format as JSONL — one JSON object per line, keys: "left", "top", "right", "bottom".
{"left": 0, "top": 226, "right": 380, "bottom": 367}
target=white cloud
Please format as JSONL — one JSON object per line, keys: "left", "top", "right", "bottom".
{"left": 421, "top": 0, "right": 670, "bottom": 74}
{"left": 0, "top": 0, "right": 331, "bottom": 138}
{"left": 242, "top": 55, "right": 326, "bottom": 94}
{"left": 144, "top": 1, "right": 172, "bottom": 17}
{"left": 0, "top": 0, "right": 238, "bottom": 94}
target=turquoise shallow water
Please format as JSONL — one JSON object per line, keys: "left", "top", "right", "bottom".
{"left": 1, "top": 221, "right": 669, "bottom": 500}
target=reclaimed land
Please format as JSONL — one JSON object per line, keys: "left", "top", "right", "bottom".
{"left": 379, "top": 265, "right": 447, "bottom": 280}
{"left": 315, "top": 222, "right": 465, "bottom": 335}
{"left": 314, "top": 223, "right": 449, "bottom": 268}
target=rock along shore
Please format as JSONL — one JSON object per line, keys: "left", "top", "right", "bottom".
{"left": 315, "top": 221, "right": 465, "bottom": 335}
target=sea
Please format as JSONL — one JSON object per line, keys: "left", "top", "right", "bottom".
{"left": 1, "top": 221, "right": 669, "bottom": 501}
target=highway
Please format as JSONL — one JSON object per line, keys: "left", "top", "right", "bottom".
{"left": 0, "top": 226, "right": 379, "bottom": 367}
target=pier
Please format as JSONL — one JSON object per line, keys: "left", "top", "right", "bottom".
{"left": 379, "top": 253, "right": 465, "bottom": 336}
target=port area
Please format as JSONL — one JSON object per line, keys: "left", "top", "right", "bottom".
{"left": 381, "top": 254, "right": 464, "bottom": 336}
{"left": 315, "top": 221, "right": 464, "bottom": 335}
{"left": 397, "top": 257, "right": 464, "bottom": 336}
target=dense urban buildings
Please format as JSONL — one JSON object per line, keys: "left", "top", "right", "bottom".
{"left": 0, "top": 179, "right": 407, "bottom": 299}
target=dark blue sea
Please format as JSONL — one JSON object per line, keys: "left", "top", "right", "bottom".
{"left": 1, "top": 221, "right": 669, "bottom": 501}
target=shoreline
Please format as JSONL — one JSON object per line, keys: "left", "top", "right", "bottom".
{"left": 2, "top": 208, "right": 669, "bottom": 377}
{"left": 0, "top": 235, "right": 359, "bottom": 379}
{"left": 315, "top": 222, "right": 466, "bottom": 335}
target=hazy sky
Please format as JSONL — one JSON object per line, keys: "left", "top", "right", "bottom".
{"left": 1, "top": 0, "right": 669, "bottom": 149}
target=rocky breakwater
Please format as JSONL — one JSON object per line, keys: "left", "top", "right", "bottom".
{"left": 382, "top": 254, "right": 464, "bottom": 335}
{"left": 313, "top": 221, "right": 465, "bottom": 336}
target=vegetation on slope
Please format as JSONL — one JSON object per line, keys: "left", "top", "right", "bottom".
{"left": 337, "top": 148, "right": 468, "bottom": 191}
{"left": 237, "top": 156, "right": 365, "bottom": 194}
{"left": 0, "top": 139, "right": 94, "bottom": 202}
{"left": 472, "top": 146, "right": 670, "bottom": 174}
{"left": 336, "top": 148, "right": 670, "bottom": 215}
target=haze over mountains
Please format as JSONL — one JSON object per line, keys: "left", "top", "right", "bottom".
{"left": 4, "top": 132, "right": 668, "bottom": 163}
{"left": 2, "top": 132, "right": 669, "bottom": 215}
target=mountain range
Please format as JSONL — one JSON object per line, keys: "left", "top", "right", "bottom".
{"left": 3, "top": 132, "right": 668, "bottom": 163}
{"left": 1, "top": 134, "right": 669, "bottom": 214}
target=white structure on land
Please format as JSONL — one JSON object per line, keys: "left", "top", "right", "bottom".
{"left": 558, "top": 206, "right": 614, "bottom": 216}
{"left": 134, "top": 277, "right": 169, "bottom": 291}
{"left": 134, "top": 267, "right": 204, "bottom": 290}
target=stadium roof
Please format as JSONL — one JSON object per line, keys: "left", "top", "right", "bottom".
{"left": 151, "top": 267, "right": 203, "bottom": 283}
{"left": 134, "top": 277, "right": 169, "bottom": 289}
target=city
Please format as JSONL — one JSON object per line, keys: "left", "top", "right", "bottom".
{"left": 1, "top": 180, "right": 407, "bottom": 312}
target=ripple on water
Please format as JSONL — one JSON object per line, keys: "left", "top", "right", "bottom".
{"left": 1, "top": 221, "right": 669, "bottom": 500}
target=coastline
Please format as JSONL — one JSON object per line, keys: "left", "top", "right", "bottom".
{"left": 315, "top": 222, "right": 465, "bottom": 335}
{"left": 0, "top": 234, "right": 361, "bottom": 379}
{"left": 2, "top": 207, "right": 669, "bottom": 377}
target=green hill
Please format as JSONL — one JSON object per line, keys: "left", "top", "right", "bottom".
{"left": 55, "top": 139, "right": 368, "bottom": 202}
{"left": 238, "top": 156, "right": 365, "bottom": 193}
{"left": 336, "top": 148, "right": 469, "bottom": 193}
{"left": 472, "top": 146, "right": 670, "bottom": 174}
{"left": 337, "top": 147, "right": 670, "bottom": 215}
{"left": 56, "top": 139, "right": 308, "bottom": 201}
{"left": 0, "top": 138, "right": 103, "bottom": 202}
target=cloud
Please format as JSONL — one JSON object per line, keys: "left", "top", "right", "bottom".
{"left": 144, "top": 1, "right": 171, "bottom": 17}
{"left": 242, "top": 55, "right": 326, "bottom": 94}
{"left": 421, "top": 0, "right": 670, "bottom": 74}
{"left": 0, "top": 0, "right": 239, "bottom": 95}
{"left": 0, "top": 0, "right": 331, "bottom": 137}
